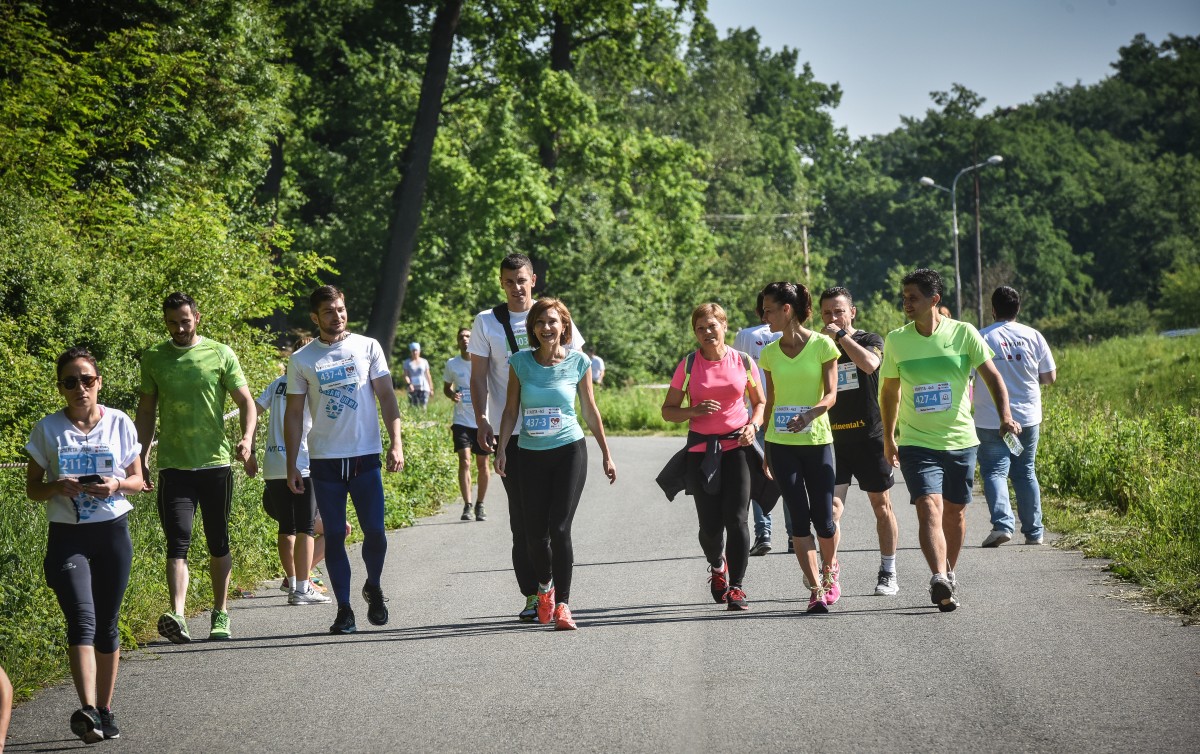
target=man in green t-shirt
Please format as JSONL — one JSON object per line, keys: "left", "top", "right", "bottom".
{"left": 879, "top": 269, "right": 1019, "bottom": 612}
{"left": 135, "top": 292, "right": 257, "bottom": 642}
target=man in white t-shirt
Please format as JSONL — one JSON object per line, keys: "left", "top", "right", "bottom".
{"left": 586, "top": 346, "right": 605, "bottom": 387}
{"left": 403, "top": 342, "right": 432, "bottom": 410}
{"left": 733, "top": 292, "right": 786, "bottom": 556}
{"left": 468, "top": 253, "right": 585, "bottom": 622}
{"left": 285, "top": 285, "right": 404, "bottom": 635}
{"left": 443, "top": 326, "right": 490, "bottom": 522}
{"left": 973, "top": 286, "right": 1057, "bottom": 547}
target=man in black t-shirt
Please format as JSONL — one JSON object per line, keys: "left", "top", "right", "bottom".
{"left": 819, "top": 287, "right": 901, "bottom": 596}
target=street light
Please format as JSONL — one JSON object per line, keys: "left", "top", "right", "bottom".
{"left": 919, "top": 155, "right": 1003, "bottom": 320}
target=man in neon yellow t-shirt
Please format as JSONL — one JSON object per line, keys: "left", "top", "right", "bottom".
{"left": 880, "top": 269, "right": 1019, "bottom": 612}
{"left": 136, "top": 292, "right": 257, "bottom": 642}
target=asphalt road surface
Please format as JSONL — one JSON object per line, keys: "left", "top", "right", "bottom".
{"left": 8, "top": 436, "right": 1199, "bottom": 752}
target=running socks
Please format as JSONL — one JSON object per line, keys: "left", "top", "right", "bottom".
{"left": 881, "top": 554, "right": 896, "bottom": 573}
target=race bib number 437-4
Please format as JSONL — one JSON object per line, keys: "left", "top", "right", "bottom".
{"left": 316, "top": 357, "right": 359, "bottom": 390}
{"left": 914, "top": 382, "right": 953, "bottom": 413}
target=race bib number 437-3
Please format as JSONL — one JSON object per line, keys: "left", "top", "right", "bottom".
{"left": 523, "top": 406, "right": 562, "bottom": 437}
{"left": 914, "top": 382, "right": 953, "bottom": 413}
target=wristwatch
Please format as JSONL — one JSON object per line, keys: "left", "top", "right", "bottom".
{"left": 835, "top": 328, "right": 847, "bottom": 341}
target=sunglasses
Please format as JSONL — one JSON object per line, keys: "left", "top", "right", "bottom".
{"left": 58, "top": 375, "right": 99, "bottom": 390}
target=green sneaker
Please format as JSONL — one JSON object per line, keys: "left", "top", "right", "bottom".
{"left": 157, "top": 612, "right": 191, "bottom": 644}
{"left": 518, "top": 594, "right": 538, "bottom": 622}
{"left": 209, "top": 609, "right": 232, "bottom": 640}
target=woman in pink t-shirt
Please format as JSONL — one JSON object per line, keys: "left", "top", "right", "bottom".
{"left": 661, "top": 303, "right": 765, "bottom": 611}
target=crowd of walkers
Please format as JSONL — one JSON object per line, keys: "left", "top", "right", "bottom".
{"left": 19, "top": 253, "right": 1058, "bottom": 744}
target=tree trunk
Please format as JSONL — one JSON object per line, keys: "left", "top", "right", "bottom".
{"left": 365, "top": 0, "right": 464, "bottom": 355}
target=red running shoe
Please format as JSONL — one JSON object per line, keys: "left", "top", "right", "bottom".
{"left": 537, "top": 585, "right": 555, "bottom": 624}
{"left": 822, "top": 561, "right": 842, "bottom": 605}
{"left": 554, "top": 603, "right": 577, "bottom": 630}
{"left": 726, "top": 587, "right": 749, "bottom": 611}
{"left": 708, "top": 559, "right": 729, "bottom": 603}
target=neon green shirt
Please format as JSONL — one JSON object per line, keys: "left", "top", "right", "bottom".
{"left": 880, "top": 318, "right": 994, "bottom": 451}
{"left": 759, "top": 333, "right": 840, "bottom": 446}
{"left": 139, "top": 337, "right": 248, "bottom": 469}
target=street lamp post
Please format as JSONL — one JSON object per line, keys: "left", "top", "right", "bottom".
{"left": 919, "top": 155, "right": 1002, "bottom": 321}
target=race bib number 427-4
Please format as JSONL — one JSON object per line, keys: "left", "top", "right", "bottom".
{"left": 914, "top": 382, "right": 953, "bottom": 413}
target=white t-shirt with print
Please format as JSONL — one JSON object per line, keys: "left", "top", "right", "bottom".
{"left": 403, "top": 357, "right": 431, "bottom": 391}
{"left": 973, "top": 320, "right": 1057, "bottom": 429}
{"left": 442, "top": 355, "right": 476, "bottom": 428}
{"left": 733, "top": 323, "right": 781, "bottom": 392}
{"left": 467, "top": 306, "right": 585, "bottom": 427}
{"left": 287, "top": 333, "right": 391, "bottom": 459}
{"left": 256, "top": 375, "right": 310, "bottom": 480}
{"left": 25, "top": 407, "right": 141, "bottom": 525}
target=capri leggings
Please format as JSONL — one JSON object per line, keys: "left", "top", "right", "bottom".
{"left": 685, "top": 447, "right": 752, "bottom": 588}
{"left": 157, "top": 466, "right": 233, "bottom": 559}
{"left": 766, "top": 442, "right": 836, "bottom": 539}
{"left": 309, "top": 454, "right": 387, "bottom": 607}
{"left": 519, "top": 439, "right": 588, "bottom": 604}
{"left": 43, "top": 516, "right": 133, "bottom": 653}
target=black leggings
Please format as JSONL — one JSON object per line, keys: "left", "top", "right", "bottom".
{"left": 157, "top": 466, "right": 233, "bottom": 558}
{"left": 500, "top": 436, "right": 539, "bottom": 597}
{"left": 519, "top": 439, "right": 588, "bottom": 604}
{"left": 43, "top": 515, "right": 133, "bottom": 653}
{"left": 766, "top": 442, "right": 835, "bottom": 538}
{"left": 685, "top": 447, "right": 751, "bottom": 588}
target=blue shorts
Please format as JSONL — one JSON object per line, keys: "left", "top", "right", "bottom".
{"left": 897, "top": 445, "right": 978, "bottom": 505}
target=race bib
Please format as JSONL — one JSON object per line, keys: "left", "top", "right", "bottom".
{"left": 523, "top": 406, "right": 562, "bottom": 437}
{"left": 514, "top": 326, "right": 530, "bottom": 352}
{"left": 316, "top": 357, "right": 360, "bottom": 391}
{"left": 914, "top": 382, "right": 953, "bottom": 413}
{"left": 59, "top": 449, "right": 115, "bottom": 476}
{"left": 837, "top": 362, "right": 860, "bottom": 392}
{"left": 773, "top": 405, "right": 812, "bottom": 434}
{"left": 459, "top": 386, "right": 472, "bottom": 406}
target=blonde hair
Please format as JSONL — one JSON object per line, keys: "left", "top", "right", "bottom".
{"left": 690, "top": 302, "right": 728, "bottom": 330}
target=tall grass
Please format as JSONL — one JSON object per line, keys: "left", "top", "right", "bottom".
{"left": 0, "top": 396, "right": 456, "bottom": 701}
{"left": 593, "top": 386, "right": 683, "bottom": 435}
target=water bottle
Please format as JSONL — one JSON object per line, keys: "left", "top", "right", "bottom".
{"left": 1002, "top": 431, "right": 1024, "bottom": 456}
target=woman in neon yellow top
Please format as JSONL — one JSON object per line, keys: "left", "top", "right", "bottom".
{"left": 758, "top": 282, "right": 842, "bottom": 613}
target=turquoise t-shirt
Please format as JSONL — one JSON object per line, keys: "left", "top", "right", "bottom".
{"left": 509, "top": 350, "right": 589, "bottom": 451}
{"left": 880, "top": 318, "right": 994, "bottom": 451}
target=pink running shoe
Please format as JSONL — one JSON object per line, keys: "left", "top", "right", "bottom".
{"left": 708, "top": 559, "right": 729, "bottom": 603}
{"left": 806, "top": 588, "right": 829, "bottom": 614}
{"left": 822, "top": 562, "right": 841, "bottom": 605}
{"left": 553, "top": 603, "right": 577, "bottom": 630}
{"left": 537, "top": 585, "right": 555, "bottom": 624}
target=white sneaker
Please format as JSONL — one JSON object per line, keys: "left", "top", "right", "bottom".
{"left": 874, "top": 570, "right": 899, "bottom": 596}
{"left": 981, "top": 530, "right": 1012, "bottom": 548}
{"left": 289, "top": 586, "right": 332, "bottom": 605}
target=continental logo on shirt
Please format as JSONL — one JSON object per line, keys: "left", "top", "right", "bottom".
{"left": 831, "top": 419, "right": 866, "bottom": 431}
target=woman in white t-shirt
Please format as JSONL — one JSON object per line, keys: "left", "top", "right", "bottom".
{"left": 24, "top": 347, "right": 143, "bottom": 743}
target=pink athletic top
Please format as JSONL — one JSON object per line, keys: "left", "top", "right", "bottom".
{"left": 670, "top": 348, "right": 757, "bottom": 452}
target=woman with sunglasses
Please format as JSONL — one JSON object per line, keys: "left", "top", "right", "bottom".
{"left": 757, "top": 282, "right": 842, "bottom": 613}
{"left": 24, "top": 347, "right": 143, "bottom": 742}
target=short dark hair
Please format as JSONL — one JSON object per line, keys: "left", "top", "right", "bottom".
{"left": 309, "top": 285, "right": 344, "bottom": 313}
{"left": 754, "top": 291, "right": 766, "bottom": 320}
{"left": 457, "top": 326, "right": 471, "bottom": 337}
{"left": 500, "top": 253, "right": 532, "bottom": 274}
{"left": 901, "top": 268, "right": 943, "bottom": 299}
{"left": 528, "top": 298, "right": 573, "bottom": 348}
{"left": 760, "top": 281, "right": 813, "bottom": 321}
{"left": 992, "top": 286, "right": 1021, "bottom": 320}
{"left": 162, "top": 292, "right": 197, "bottom": 314}
{"left": 56, "top": 346, "right": 98, "bottom": 379}
{"left": 819, "top": 286, "right": 853, "bottom": 306}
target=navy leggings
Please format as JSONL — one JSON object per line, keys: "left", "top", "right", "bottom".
{"left": 519, "top": 439, "right": 588, "bottom": 604}
{"left": 766, "top": 442, "right": 836, "bottom": 538}
{"left": 44, "top": 515, "right": 132, "bottom": 653}
{"left": 685, "top": 447, "right": 752, "bottom": 588}
{"left": 310, "top": 454, "right": 388, "bottom": 607}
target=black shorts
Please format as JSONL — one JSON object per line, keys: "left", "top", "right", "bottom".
{"left": 262, "top": 478, "right": 317, "bottom": 536}
{"left": 451, "top": 424, "right": 491, "bottom": 455}
{"left": 833, "top": 435, "right": 895, "bottom": 493}
{"left": 157, "top": 466, "right": 233, "bottom": 559}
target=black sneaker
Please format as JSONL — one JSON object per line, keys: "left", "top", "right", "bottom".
{"left": 329, "top": 604, "right": 357, "bottom": 634}
{"left": 475, "top": 502, "right": 487, "bottom": 521}
{"left": 461, "top": 503, "right": 473, "bottom": 521}
{"left": 98, "top": 707, "right": 120, "bottom": 739}
{"left": 749, "top": 534, "right": 772, "bottom": 556}
{"left": 362, "top": 582, "right": 389, "bottom": 626}
{"left": 70, "top": 706, "right": 103, "bottom": 743}
{"left": 726, "top": 586, "right": 749, "bottom": 611}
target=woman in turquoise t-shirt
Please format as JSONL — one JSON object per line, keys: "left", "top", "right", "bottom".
{"left": 758, "top": 282, "right": 842, "bottom": 613}
{"left": 496, "top": 298, "right": 616, "bottom": 630}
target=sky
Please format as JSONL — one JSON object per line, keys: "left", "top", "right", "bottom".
{"left": 703, "top": 0, "right": 1200, "bottom": 139}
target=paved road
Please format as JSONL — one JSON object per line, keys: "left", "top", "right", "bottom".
{"left": 8, "top": 436, "right": 1199, "bottom": 752}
